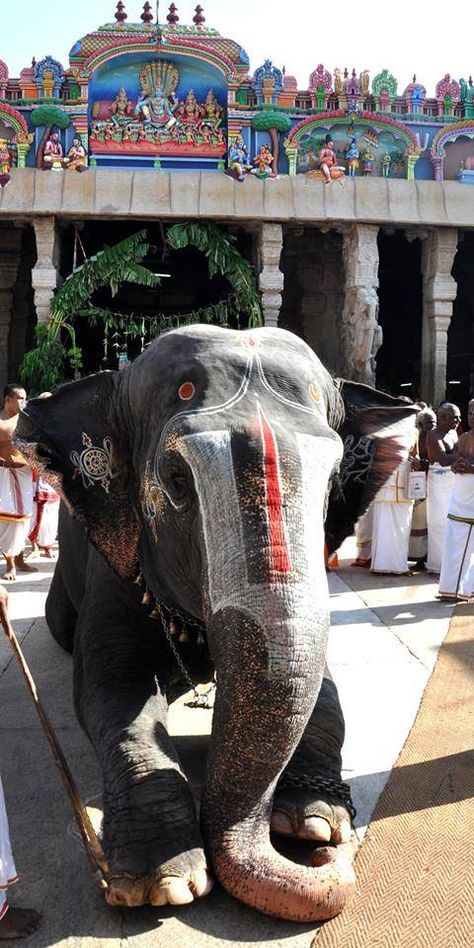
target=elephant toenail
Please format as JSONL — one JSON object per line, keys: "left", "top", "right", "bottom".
{"left": 298, "top": 816, "right": 332, "bottom": 841}
{"left": 271, "top": 811, "right": 294, "bottom": 835}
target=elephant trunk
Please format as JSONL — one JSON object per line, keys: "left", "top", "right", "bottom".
{"left": 201, "top": 604, "right": 356, "bottom": 922}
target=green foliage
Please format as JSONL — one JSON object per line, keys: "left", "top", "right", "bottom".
{"left": 30, "top": 105, "right": 71, "bottom": 129}
{"left": 251, "top": 110, "right": 293, "bottom": 133}
{"left": 166, "top": 222, "right": 262, "bottom": 327}
{"left": 21, "top": 224, "right": 262, "bottom": 393}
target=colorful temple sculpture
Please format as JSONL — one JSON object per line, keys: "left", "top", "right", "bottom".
{"left": 0, "top": 4, "right": 474, "bottom": 180}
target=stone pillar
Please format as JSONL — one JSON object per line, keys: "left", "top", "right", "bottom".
{"left": 32, "top": 217, "right": 60, "bottom": 324}
{"left": 258, "top": 223, "right": 284, "bottom": 327}
{"left": 0, "top": 228, "right": 22, "bottom": 389}
{"left": 340, "top": 224, "right": 381, "bottom": 385}
{"left": 421, "top": 228, "right": 458, "bottom": 407}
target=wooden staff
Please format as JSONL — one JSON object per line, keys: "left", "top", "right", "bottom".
{"left": 0, "top": 601, "right": 109, "bottom": 890}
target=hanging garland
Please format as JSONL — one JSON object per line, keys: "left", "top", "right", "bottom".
{"left": 21, "top": 223, "right": 263, "bottom": 394}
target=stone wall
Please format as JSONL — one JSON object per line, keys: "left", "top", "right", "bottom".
{"left": 279, "top": 228, "right": 344, "bottom": 374}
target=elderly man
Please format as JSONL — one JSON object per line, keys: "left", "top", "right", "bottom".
{"left": 425, "top": 402, "right": 460, "bottom": 574}
{"left": 438, "top": 398, "right": 474, "bottom": 601}
{"left": 0, "top": 385, "right": 36, "bottom": 581}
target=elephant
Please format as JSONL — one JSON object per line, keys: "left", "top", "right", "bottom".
{"left": 18, "top": 325, "right": 417, "bottom": 923}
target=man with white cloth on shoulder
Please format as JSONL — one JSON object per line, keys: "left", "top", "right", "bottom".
{"left": 425, "top": 402, "right": 460, "bottom": 574}
{"left": 438, "top": 398, "right": 474, "bottom": 601}
{"left": 0, "top": 385, "right": 37, "bottom": 582}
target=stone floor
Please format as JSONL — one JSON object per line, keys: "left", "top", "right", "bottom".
{"left": 0, "top": 540, "right": 454, "bottom": 948}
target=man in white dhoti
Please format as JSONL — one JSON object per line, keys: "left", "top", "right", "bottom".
{"left": 351, "top": 502, "right": 374, "bottom": 567}
{"left": 371, "top": 451, "right": 416, "bottom": 575}
{"left": 438, "top": 399, "right": 474, "bottom": 601}
{"left": 27, "top": 394, "right": 59, "bottom": 560}
{"left": 0, "top": 386, "right": 37, "bottom": 581}
{"left": 409, "top": 406, "right": 436, "bottom": 567}
{"left": 425, "top": 403, "right": 460, "bottom": 574}
{"left": 0, "top": 585, "right": 41, "bottom": 938}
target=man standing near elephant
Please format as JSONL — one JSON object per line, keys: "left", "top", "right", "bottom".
{"left": 425, "top": 402, "right": 460, "bottom": 573}
{"left": 0, "top": 385, "right": 37, "bottom": 581}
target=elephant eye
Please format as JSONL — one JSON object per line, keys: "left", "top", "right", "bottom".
{"left": 159, "top": 456, "right": 194, "bottom": 510}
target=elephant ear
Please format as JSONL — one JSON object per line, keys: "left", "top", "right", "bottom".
{"left": 325, "top": 380, "right": 418, "bottom": 555}
{"left": 16, "top": 372, "right": 140, "bottom": 580}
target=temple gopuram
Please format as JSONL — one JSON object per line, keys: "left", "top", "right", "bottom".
{"left": 1, "top": 1, "right": 474, "bottom": 408}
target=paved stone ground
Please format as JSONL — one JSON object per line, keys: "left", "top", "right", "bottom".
{"left": 0, "top": 541, "right": 454, "bottom": 948}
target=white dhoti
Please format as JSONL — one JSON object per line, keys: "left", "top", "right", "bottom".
{"left": 354, "top": 502, "right": 374, "bottom": 562}
{"left": 409, "top": 498, "right": 428, "bottom": 560}
{"left": 438, "top": 473, "right": 474, "bottom": 598}
{"left": 29, "top": 481, "right": 60, "bottom": 551}
{"left": 0, "top": 777, "right": 18, "bottom": 920}
{"left": 426, "top": 464, "right": 456, "bottom": 574}
{"left": 0, "top": 468, "right": 33, "bottom": 558}
{"left": 371, "top": 460, "right": 414, "bottom": 574}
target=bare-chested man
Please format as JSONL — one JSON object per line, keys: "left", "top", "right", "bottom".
{"left": 438, "top": 398, "right": 474, "bottom": 600}
{"left": 0, "top": 385, "right": 37, "bottom": 581}
{"left": 425, "top": 402, "right": 460, "bottom": 573}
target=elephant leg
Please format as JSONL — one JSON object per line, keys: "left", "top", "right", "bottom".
{"left": 45, "top": 560, "right": 77, "bottom": 653}
{"left": 73, "top": 565, "right": 212, "bottom": 908}
{"left": 271, "top": 671, "right": 353, "bottom": 845}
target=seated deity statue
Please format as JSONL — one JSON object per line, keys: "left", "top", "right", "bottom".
{"left": 201, "top": 89, "right": 223, "bottom": 128}
{"left": 134, "top": 85, "right": 177, "bottom": 127}
{"left": 228, "top": 135, "right": 251, "bottom": 181}
{"left": 110, "top": 88, "right": 133, "bottom": 122}
{"left": 66, "top": 136, "right": 87, "bottom": 172}
{"left": 252, "top": 143, "right": 275, "bottom": 178}
{"left": 0, "top": 139, "right": 11, "bottom": 174}
{"left": 43, "top": 131, "right": 66, "bottom": 170}
{"left": 183, "top": 90, "right": 202, "bottom": 128}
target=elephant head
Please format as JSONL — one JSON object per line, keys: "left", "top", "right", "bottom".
{"left": 18, "top": 326, "right": 416, "bottom": 921}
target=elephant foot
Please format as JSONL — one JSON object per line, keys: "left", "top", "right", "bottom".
{"left": 271, "top": 782, "right": 353, "bottom": 845}
{"left": 105, "top": 848, "right": 213, "bottom": 908}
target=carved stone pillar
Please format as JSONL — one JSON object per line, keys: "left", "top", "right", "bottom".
{"left": 0, "top": 228, "right": 22, "bottom": 389}
{"left": 340, "top": 224, "right": 381, "bottom": 385}
{"left": 32, "top": 217, "right": 60, "bottom": 324}
{"left": 258, "top": 223, "right": 284, "bottom": 327}
{"left": 421, "top": 228, "right": 458, "bottom": 407}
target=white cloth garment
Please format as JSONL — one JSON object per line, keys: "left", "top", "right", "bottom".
{"left": 426, "top": 464, "right": 456, "bottom": 574}
{"left": 354, "top": 502, "right": 374, "bottom": 562}
{"left": 0, "top": 777, "right": 18, "bottom": 920}
{"left": 438, "top": 473, "right": 474, "bottom": 598}
{"left": 409, "top": 498, "right": 428, "bottom": 560}
{"left": 371, "top": 459, "right": 414, "bottom": 574}
{"left": 0, "top": 467, "right": 34, "bottom": 558}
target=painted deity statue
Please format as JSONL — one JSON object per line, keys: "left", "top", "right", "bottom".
{"left": 252, "top": 143, "right": 275, "bottom": 178}
{"left": 228, "top": 135, "right": 251, "bottom": 181}
{"left": 381, "top": 151, "right": 391, "bottom": 178}
{"left": 201, "top": 89, "right": 223, "bottom": 129}
{"left": 0, "top": 139, "right": 11, "bottom": 174}
{"left": 362, "top": 148, "right": 374, "bottom": 176}
{"left": 110, "top": 88, "right": 133, "bottom": 123}
{"left": 183, "top": 89, "right": 202, "bottom": 128}
{"left": 66, "top": 136, "right": 87, "bottom": 172}
{"left": 319, "top": 134, "right": 338, "bottom": 184}
{"left": 345, "top": 138, "right": 359, "bottom": 176}
{"left": 43, "top": 131, "right": 66, "bottom": 170}
{"left": 134, "top": 85, "right": 177, "bottom": 127}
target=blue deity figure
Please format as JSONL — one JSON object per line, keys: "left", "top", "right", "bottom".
{"left": 228, "top": 135, "right": 250, "bottom": 181}
{"left": 134, "top": 86, "right": 177, "bottom": 126}
{"left": 345, "top": 138, "right": 359, "bottom": 176}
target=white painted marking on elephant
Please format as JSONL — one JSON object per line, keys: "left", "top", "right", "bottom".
{"left": 70, "top": 432, "right": 114, "bottom": 494}
{"left": 255, "top": 350, "right": 329, "bottom": 420}
{"left": 181, "top": 429, "right": 339, "bottom": 679}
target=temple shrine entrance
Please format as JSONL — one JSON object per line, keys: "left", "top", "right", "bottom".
{"left": 376, "top": 230, "right": 423, "bottom": 398}
{"left": 57, "top": 220, "right": 255, "bottom": 375}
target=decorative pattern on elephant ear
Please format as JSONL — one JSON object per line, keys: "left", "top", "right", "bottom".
{"left": 70, "top": 433, "right": 115, "bottom": 493}
{"left": 339, "top": 434, "right": 375, "bottom": 487}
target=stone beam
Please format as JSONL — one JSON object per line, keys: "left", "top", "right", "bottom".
{"left": 340, "top": 224, "right": 381, "bottom": 385}
{"left": 421, "top": 229, "right": 458, "bottom": 407}
{"left": 32, "top": 217, "right": 60, "bottom": 324}
{"left": 258, "top": 222, "right": 283, "bottom": 327}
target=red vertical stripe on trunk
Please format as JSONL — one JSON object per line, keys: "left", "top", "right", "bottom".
{"left": 258, "top": 404, "right": 292, "bottom": 574}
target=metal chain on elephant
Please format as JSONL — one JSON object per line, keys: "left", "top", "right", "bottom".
{"left": 277, "top": 772, "right": 357, "bottom": 822}
{"left": 154, "top": 602, "right": 216, "bottom": 709}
